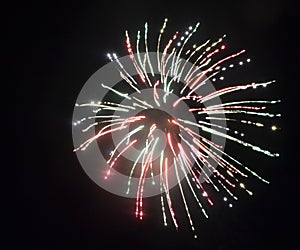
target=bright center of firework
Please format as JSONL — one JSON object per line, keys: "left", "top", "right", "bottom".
{"left": 129, "top": 109, "right": 180, "bottom": 150}
{"left": 126, "top": 108, "right": 182, "bottom": 176}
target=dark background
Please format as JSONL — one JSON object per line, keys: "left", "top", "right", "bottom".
{"left": 10, "top": 0, "right": 298, "bottom": 249}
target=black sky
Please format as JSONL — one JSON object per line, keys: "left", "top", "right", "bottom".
{"left": 10, "top": 0, "right": 298, "bottom": 249}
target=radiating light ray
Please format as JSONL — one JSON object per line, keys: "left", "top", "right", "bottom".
{"left": 176, "top": 152, "right": 209, "bottom": 218}
{"left": 133, "top": 102, "right": 149, "bottom": 110}
{"left": 173, "top": 119, "right": 253, "bottom": 192}
{"left": 178, "top": 152, "right": 214, "bottom": 206}
{"left": 217, "top": 179, "right": 238, "bottom": 200}
{"left": 74, "top": 116, "right": 145, "bottom": 152}
{"left": 107, "top": 125, "right": 144, "bottom": 164}
{"left": 190, "top": 136, "right": 239, "bottom": 179}
{"left": 144, "top": 23, "right": 155, "bottom": 78}
{"left": 153, "top": 80, "right": 161, "bottom": 107}
{"left": 136, "top": 138, "right": 154, "bottom": 204}
{"left": 132, "top": 96, "right": 154, "bottom": 109}
{"left": 136, "top": 150, "right": 152, "bottom": 218}
{"left": 136, "top": 137, "right": 160, "bottom": 219}
{"left": 135, "top": 27, "right": 153, "bottom": 87}
{"left": 206, "top": 100, "right": 281, "bottom": 109}
{"left": 159, "top": 150, "right": 168, "bottom": 226}
{"left": 181, "top": 35, "right": 226, "bottom": 93}
{"left": 88, "top": 114, "right": 121, "bottom": 118}
{"left": 178, "top": 117, "right": 279, "bottom": 157}
{"left": 172, "top": 94, "right": 203, "bottom": 108}
{"left": 197, "top": 120, "right": 229, "bottom": 131}
{"left": 174, "top": 159, "right": 197, "bottom": 237}
{"left": 107, "top": 53, "right": 142, "bottom": 93}
{"left": 179, "top": 134, "right": 220, "bottom": 191}
{"left": 189, "top": 49, "right": 246, "bottom": 91}
{"left": 120, "top": 71, "right": 142, "bottom": 93}
{"left": 199, "top": 80, "right": 275, "bottom": 103}
{"left": 206, "top": 116, "right": 269, "bottom": 129}
{"left": 126, "top": 147, "right": 147, "bottom": 195}
{"left": 105, "top": 139, "right": 138, "bottom": 179}
{"left": 174, "top": 23, "right": 200, "bottom": 78}
{"left": 97, "top": 101, "right": 136, "bottom": 110}
{"left": 163, "top": 157, "right": 179, "bottom": 229}
{"left": 190, "top": 152, "right": 220, "bottom": 192}
{"left": 101, "top": 83, "right": 132, "bottom": 100}
{"left": 178, "top": 39, "right": 210, "bottom": 84}
{"left": 157, "top": 18, "right": 168, "bottom": 72}
{"left": 161, "top": 32, "right": 179, "bottom": 90}
{"left": 186, "top": 71, "right": 220, "bottom": 97}
{"left": 196, "top": 110, "right": 280, "bottom": 118}
{"left": 74, "top": 124, "right": 127, "bottom": 152}
{"left": 125, "top": 30, "right": 146, "bottom": 83}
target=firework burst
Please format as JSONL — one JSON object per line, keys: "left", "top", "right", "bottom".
{"left": 72, "top": 18, "right": 280, "bottom": 238}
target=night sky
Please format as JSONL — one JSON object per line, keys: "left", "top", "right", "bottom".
{"left": 10, "top": 0, "right": 297, "bottom": 249}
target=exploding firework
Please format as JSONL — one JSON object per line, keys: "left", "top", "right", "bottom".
{"left": 72, "top": 18, "right": 280, "bottom": 238}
